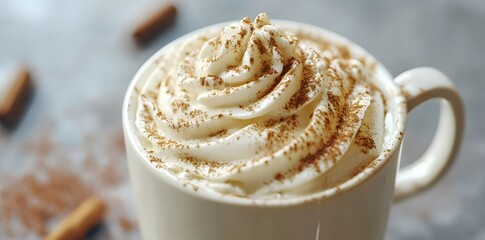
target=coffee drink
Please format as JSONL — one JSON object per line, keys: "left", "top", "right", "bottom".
{"left": 132, "top": 13, "right": 385, "bottom": 199}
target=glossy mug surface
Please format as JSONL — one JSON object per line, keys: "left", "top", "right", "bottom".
{"left": 122, "top": 20, "right": 464, "bottom": 240}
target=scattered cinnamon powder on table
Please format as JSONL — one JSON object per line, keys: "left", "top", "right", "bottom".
{"left": 0, "top": 167, "right": 93, "bottom": 237}
{"left": 0, "top": 117, "right": 137, "bottom": 238}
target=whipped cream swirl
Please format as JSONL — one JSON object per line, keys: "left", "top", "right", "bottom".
{"left": 135, "top": 13, "right": 385, "bottom": 198}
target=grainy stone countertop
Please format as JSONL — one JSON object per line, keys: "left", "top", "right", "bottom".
{"left": 1, "top": 0, "right": 484, "bottom": 239}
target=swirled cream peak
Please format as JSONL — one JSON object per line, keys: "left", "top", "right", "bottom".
{"left": 177, "top": 13, "right": 311, "bottom": 120}
{"left": 134, "top": 13, "right": 385, "bottom": 199}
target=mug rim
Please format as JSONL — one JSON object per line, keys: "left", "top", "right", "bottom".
{"left": 122, "top": 19, "right": 407, "bottom": 207}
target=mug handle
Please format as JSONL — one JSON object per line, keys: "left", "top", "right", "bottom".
{"left": 393, "top": 67, "right": 465, "bottom": 201}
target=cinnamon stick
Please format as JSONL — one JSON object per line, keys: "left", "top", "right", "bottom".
{"left": 44, "top": 196, "right": 106, "bottom": 240}
{"left": 133, "top": 5, "right": 177, "bottom": 45}
{"left": 0, "top": 64, "right": 33, "bottom": 129}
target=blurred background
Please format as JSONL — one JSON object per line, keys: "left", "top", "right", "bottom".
{"left": 0, "top": 0, "right": 484, "bottom": 239}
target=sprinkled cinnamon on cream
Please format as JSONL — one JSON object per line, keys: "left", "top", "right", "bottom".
{"left": 133, "top": 13, "right": 385, "bottom": 199}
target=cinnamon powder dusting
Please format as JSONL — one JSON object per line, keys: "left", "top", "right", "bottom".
{"left": 0, "top": 116, "right": 137, "bottom": 238}
{"left": 0, "top": 167, "right": 93, "bottom": 237}
{"left": 354, "top": 133, "right": 376, "bottom": 154}
{"left": 134, "top": 13, "right": 386, "bottom": 197}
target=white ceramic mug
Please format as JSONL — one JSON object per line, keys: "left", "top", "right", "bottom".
{"left": 122, "top": 20, "right": 464, "bottom": 240}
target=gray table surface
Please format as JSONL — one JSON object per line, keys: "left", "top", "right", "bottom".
{"left": 1, "top": 0, "right": 484, "bottom": 239}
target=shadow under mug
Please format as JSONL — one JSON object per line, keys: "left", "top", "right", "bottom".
{"left": 122, "top": 20, "right": 465, "bottom": 240}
